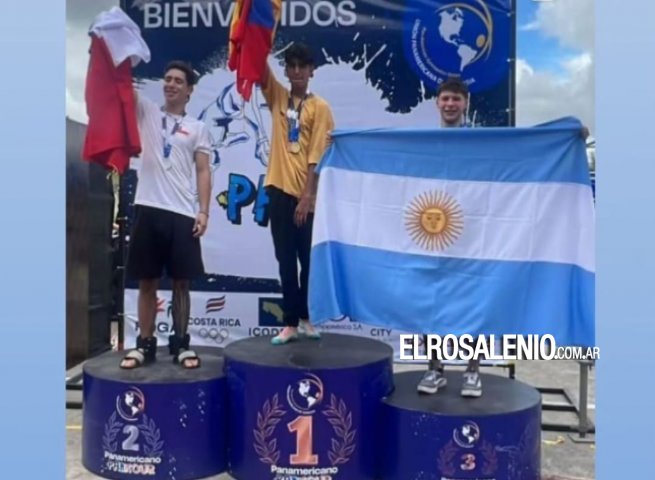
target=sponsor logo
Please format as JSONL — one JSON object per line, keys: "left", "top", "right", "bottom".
{"left": 369, "top": 328, "right": 393, "bottom": 337}
{"left": 250, "top": 297, "right": 285, "bottom": 337}
{"left": 206, "top": 295, "right": 226, "bottom": 313}
{"left": 317, "top": 315, "right": 362, "bottom": 332}
{"left": 259, "top": 297, "right": 285, "bottom": 327}
{"left": 198, "top": 327, "right": 230, "bottom": 344}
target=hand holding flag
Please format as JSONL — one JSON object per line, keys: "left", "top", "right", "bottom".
{"left": 228, "top": 0, "right": 282, "bottom": 100}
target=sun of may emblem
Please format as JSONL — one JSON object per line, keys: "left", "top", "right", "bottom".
{"left": 404, "top": 190, "right": 464, "bottom": 251}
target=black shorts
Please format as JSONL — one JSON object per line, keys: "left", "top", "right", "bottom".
{"left": 126, "top": 205, "right": 204, "bottom": 280}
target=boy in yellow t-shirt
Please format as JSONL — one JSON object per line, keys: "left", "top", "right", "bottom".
{"left": 259, "top": 43, "right": 335, "bottom": 345}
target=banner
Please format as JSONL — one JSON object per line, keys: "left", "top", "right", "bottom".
{"left": 120, "top": 0, "right": 516, "bottom": 358}
{"left": 123, "top": 290, "right": 509, "bottom": 363}
{"left": 123, "top": 289, "right": 416, "bottom": 360}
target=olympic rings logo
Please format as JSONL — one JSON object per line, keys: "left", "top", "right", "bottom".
{"left": 198, "top": 327, "right": 230, "bottom": 344}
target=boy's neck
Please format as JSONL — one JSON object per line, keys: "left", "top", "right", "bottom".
{"left": 290, "top": 86, "right": 309, "bottom": 99}
{"left": 164, "top": 102, "right": 186, "bottom": 116}
{"left": 441, "top": 118, "right": 464, "bottom": 128}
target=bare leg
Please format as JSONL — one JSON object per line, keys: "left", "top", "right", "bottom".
{"left": 171, "top": 280, "right": 190, "bottom": 336}
{"left": 137, "top": 279, "right": 159, "bottom": 337}
{"left": 171, "top": 279, "right": 198, "bottom": 368}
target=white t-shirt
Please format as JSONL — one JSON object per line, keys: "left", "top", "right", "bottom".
{"left": 134, "top": 95, "right": 212, "bottom": 219}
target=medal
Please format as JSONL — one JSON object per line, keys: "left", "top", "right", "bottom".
{"left": 286, "top": 92, "right": 311, "bottom": 154}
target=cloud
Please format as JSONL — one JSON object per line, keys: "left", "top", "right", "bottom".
{"left": 515, "top": 0, "right": 594, "bottom": 132}
{"left": 518, "top": 20, "right": 539, "bottom": 32}
{"left": 516, "top": 53, "right": 594, "bottom": 131}
{"left": 533, "top": 0, "right": 594, "bottom": 52}
{"left": 66, "top": 0, "right": 117, "bottom": 123}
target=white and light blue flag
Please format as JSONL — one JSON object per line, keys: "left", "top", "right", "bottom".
{"left": 309, "top": 117, "right": 595, "bottom": 346}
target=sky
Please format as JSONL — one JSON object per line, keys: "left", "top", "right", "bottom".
{"left": 515, "top": 0, "right": 594, "bottom": 131}
{"left": 66, "top": 0, "right": 594, "bottom": 132}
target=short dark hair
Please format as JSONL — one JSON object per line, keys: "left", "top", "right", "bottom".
{"left": 437, "top": 77, "right": 469, "bottom": 97}
{"left": 284, "top": 43, "right": 314, "bottom": 67}
{"left": 164, "top": 60, "right": 197, "bottom": 86}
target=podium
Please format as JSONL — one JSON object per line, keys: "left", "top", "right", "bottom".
{"left": 82, "top": 347, "right": 227, "bottom": 480}
{"left": 224, "top": 333, "right": 394, "bottom": 480}
{"left": 80, "top": 339, "right": 543, "bottom": 480}
{"left": 380, "top": 371, "right": 541, "bottom": 480}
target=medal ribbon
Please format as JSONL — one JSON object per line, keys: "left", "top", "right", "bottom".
{"left": 162, "top": 112, "right": 184, "bottom": 159}
{"left": 286, "top": 93, "right": 309, "bottom": 143}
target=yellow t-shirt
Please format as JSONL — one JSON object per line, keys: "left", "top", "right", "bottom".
{"left": 261, "top": 72, "right": 334, "bottom": 199}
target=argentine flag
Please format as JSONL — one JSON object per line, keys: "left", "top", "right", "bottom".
{"left": 309, "top": 118, "right": 595, "bottom": 346}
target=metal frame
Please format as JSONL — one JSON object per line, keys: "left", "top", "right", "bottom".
{"left": 66, "top": 370, "right": 84, "bottom": 410}
{"left": 538, "top": 360, "right": 595, "bottom": 442}
{"left": 508, "top": 0, "right": 517, "bottom": 127}
{"left": 114, "top": 174, "right": 129, "bottom": 352}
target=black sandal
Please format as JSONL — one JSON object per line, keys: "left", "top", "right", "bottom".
{"left": 120, "top": 336, "right": 157, "bottom": 369}
{"left": 169, "top": 334, "right": 201, "bottom": 369}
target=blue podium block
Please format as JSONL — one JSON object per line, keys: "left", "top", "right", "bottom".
{"left": 224, "top": 333, "right": 394, "bottom": 480}
{"left": 381, "top": 371, "right": 541, "bottom": 480}
{"left": 82, "top": 347, "right": 227, "bottom": 480}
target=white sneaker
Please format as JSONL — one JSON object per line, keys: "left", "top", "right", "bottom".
{"left": 417, "top": 369, "right": 447, "bottom": 394}
{"left": 461, "top": 371, "right": 482, "bottom": 398}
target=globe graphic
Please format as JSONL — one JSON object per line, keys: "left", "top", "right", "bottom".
{"left": 287, "top": 377, "right": 324, "bottom": 413}
{"left": 429, "top": 7, "right": 489, "bottom": 75}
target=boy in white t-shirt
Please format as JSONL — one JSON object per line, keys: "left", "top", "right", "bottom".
{"left": 120, "top": 61, "right": 212, "bottom": 370}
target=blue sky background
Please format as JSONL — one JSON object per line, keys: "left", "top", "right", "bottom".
{"left": 517, "top": 0, "right": 578, "bottom": 75}
{"left": 511, "top": 0, "right": 594, "bottom": 130}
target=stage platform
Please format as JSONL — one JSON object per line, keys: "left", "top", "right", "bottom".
{"left": 69, "top": 358, "right": 596, "bottom": 480}
{"left": 82, "top": 346, "right": 227, "bottom": 480}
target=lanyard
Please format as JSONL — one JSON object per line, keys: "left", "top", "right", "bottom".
{"left": 286, "top": 93, "right": 309, "bottom": 142}
{"left": 161, "top": 112, "right": 185, "bottom": 159}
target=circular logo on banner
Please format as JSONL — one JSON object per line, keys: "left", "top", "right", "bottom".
{"left": 287, "top": 374, "right": 325, "bottom": 415}
{"left": 453, "top": 421, "right": 481, "bottom": 448}
{"left": 403, "top": 0, "right": 510, "bottom": 92}
{"left": 116, "top": 387, "right": 146, "bottom": 422}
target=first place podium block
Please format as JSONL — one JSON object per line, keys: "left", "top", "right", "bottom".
{"left": 224, "top": 333, "right": 394, "bottom": 480}
{"left": 82, "top": 347, "right": 227, "bottom": 480}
